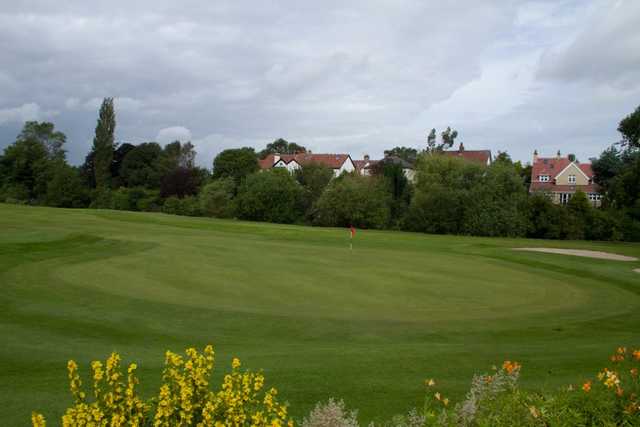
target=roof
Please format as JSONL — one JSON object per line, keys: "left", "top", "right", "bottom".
{"left": 259, "top": 153, "right": 351, "bottom": 170}
{"left": 529, "top": 182, "right": 600, "bottom": 193}
{"left": 442, "top": 149, "right": 492, "bottom": 165}
{"left": 531, "top": 157, "right": 594, "bottom": 180}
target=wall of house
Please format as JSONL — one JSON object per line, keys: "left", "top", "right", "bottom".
{"left": 555, "top": 163, "right": 589, "bottom": 185}
{"left": 335, "top": 158, "right": 356, "bottom": 176}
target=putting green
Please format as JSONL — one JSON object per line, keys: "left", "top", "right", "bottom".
{"left": 1, "top": 203, "right": 639, "bottom": 424}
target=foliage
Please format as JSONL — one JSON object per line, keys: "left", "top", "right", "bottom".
{"left": 31, "top": 345, "right": 293, "bottom": 427}
{"left": 111, "top": 187, "right": 161, "bottom": 212}
{"left": 120, "top": 142, "right": 164, "bottom": 188}
{"left": 259, "top": 138, "right": 307, "bottom": 159}
{"left": 92, "top": 98, "right": 116, "bottom": 189}
{"left": 383, "top": 147, "right": 418, "bottom": 164}
{"left": 618, "top": 105, "right": 640, "bottom": 149}
{"left": 235, "top": 169, "right": 304, "bottom": 223}
{"left": 212, "top": 148, "right": 259, "bottom": 184}
{"left": 45, "top": 162, "right": 90, "bottom": 208}
{"left": 294, "top": 162, "right": 334, "bottom": 215}
{"left": 0, "top": 121, "right": 67, "bottom": 203}
{"left": 426, "top": 127, "right": 457, "bottom": 154}
{"left": 369, "top": 157, "right": 412, "bottom": 227}
{"left": 160, "top": 167, "right": 207, "bottom": 199}
{"left": 312, "top": 173, "right": 391, "bottom": 229}
{"left": 163, "top": 195, "right": 202, "bottom": 216}
{"left": 406, "top": 155, "right": 483, "bottom": 234}
{"left": 199, "top": 178, "right": 237, "bottom": 218}
{"left": 111, "top": 142, "right": 137, "bottom": 188}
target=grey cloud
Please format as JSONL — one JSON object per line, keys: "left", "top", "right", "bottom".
{"left": 0, "top": 1, "right": 638, "bottom": 166}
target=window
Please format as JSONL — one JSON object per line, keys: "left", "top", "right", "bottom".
{"left": 559, "top": 193, "right": 571, "bottom": 205}
{"left": 588, "top": 193, "right": 601, "bottom": 201}
{"left": 538, "top": 175, "right": 550, "bottom": 182}
{"left": 568, "top": 174, "right": 576, "bottom": 184}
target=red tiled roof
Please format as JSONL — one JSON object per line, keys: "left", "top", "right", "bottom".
{"left": 259, "top": 153, "right": 351, "bottom": 170}
{"left": 353, "top": 159, "right": 379, "bottom": 172}
{"left": 531, "top": 157, "right": 594, "bottom": 180}
{"left": 530, "top": 182, "right": 600, "bottom": 193}
{"left": 442, "top": 149, "right": 492, "bottom": 164}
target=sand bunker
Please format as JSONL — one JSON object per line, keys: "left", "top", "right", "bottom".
{"left": 513, "top": 247, "right": 638, "bottom": 261}
{"left": 634, "top": 269, "right": 640, "bottom": 274}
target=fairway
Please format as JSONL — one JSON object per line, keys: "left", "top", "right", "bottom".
{"left": 1, "top": 204, "right": 640, "bottom": 424}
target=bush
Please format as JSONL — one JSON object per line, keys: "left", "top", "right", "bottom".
{"left": 302, "top": 399, "right": 359, "bottom": 427}
{"left": 312, "top": 174, "right": 391, "bottom": 229}
{"left": 199, "top": 178, "right": 236, "bottom": 218}
{"left": 31, "top": 345, "right": 293, "bottom": 427}
{"left": 162, "top": 196, "right": 202, "bottom": 216}
{"left": 235, "top": 169, "right": 304, "bottom": 224}
{"left": 111, "top": 187, "right": 161, "bottom": 212}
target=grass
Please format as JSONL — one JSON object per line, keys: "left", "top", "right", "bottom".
{"left": 1, "top": 203, "right": 639, "bottom": 425}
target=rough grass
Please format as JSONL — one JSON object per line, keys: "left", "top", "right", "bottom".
{"left": 1, "top": 203, "right": 639, "bottom": 424}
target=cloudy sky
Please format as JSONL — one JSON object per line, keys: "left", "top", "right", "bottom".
{"left": 1, "top": 0, "right": 639, "bottom": 166}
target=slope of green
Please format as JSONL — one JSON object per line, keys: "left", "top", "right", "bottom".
{"left": 1, "top": 203, "right": 639, "bottom": 424}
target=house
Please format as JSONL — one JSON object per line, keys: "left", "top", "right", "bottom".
{"left": 443, "top": 143, "right": 492, "bottom": 166}
{"left": 529, "top": 150, "right": 602, "bottom": 207}
{"left": 258, "top": 153, "right": 356, "bottom": 177}
{"left": 354, "top": 154, "right": 416, "bottom": 182}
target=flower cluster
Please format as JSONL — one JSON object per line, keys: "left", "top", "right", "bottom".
{"left": 31, "top": 344, "right": 293, "bottom": 427}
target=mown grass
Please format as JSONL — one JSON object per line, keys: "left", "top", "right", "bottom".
{"left": 1, "top": 203, "right": 639, "bottom": 424}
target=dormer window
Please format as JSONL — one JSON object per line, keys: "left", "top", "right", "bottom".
{"left": 568, "top": 174, "right": 576, "bottom": 184}
{"left": 538, "top": 175, "right": 550, "bottom": 182}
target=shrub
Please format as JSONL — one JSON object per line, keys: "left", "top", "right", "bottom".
{"left": 32, "top": 345, "right": 293, "bottom": 427}
{"left": 302, "top": 399, "right": 359, "bottom": 427}
{"left": 111, "top": 187, "right": 161, "bottom": 212}
{"left": 163, "top": 196, "right": 202, "bottom": 216}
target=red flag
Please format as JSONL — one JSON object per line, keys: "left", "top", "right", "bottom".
{"left": 350, "top": 225, "right": 356, "bottom": 239}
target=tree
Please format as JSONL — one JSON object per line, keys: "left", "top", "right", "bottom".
{"left": 235, "top": 169, "right": 304, "bottom": 224}
{"left": 618, "top": 105, "right": 640, "bottom": 148}
{"left": 119, "top": 142, "right": 164, "bottom": 188}
{"left": 405, "top": 155, "right": 483, "bottom": 234}
{"left": 199, "top": 178, "right": 236, "bottom": 218}
{"left": 18, "top": 121, "right": 66, "bottom": 161}
{"left": 426, "top": 127, "right": 458, "bottom": 153}
{"left": 312, "top": 174, "right": 391, "bottom": 229}
{"left": 212, "top": 148, "right": 259, "bottom": 184}
{"left": 258, "top": 138, "right": 307, "bottom": 159}
{"left": 160, "top": 167, "right": 206, "bottom": 198}
{"left": 162, "top": 141, "right": 196, "bottom": 170}
{"left": 370, "top": 157, "right": 412, "bottom": 226}
{"left": 0, "top": 121, "right": 65, "bottom": 202}
{"left": 383, "top": 147, "right": 418, "bottom": 164}
{"left": 45, "top": 163, "right": 89, "bottom": 208}
{"left": 294, "top": 162, "right": 334, "bottom": 214}
{"left": 92, "top": 98, "right": 116, "bottom": 189}
{"left": 527, "top": 192, "right": 565, "bottom": 239}
{"left": 111, "top": 143, "right": 136, "bottom": 187}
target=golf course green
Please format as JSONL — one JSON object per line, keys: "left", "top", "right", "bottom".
{"left": 1, "top": 203, "right": 639, "bottom": 424}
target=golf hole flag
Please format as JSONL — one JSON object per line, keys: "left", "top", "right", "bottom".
{"left": 350, "top": 225, "right": 356, "bottom": 239}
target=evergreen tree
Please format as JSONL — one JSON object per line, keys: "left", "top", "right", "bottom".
{"left": 92, "top": 98, "right": 116, "bottom": 190}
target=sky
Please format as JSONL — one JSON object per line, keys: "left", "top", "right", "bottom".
{"left": 1, "top": 0, "right": 639, "bottom": 166}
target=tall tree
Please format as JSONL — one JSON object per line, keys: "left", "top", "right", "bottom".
{"left": 425, "top": 127, "right": 458, "bottom": 153}
{"left": 92, "top": 98, "right": 116, "bottom": 189}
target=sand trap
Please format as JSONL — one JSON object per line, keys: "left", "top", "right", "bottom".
{"left": 634, "top": 269, "right": 640, "bottom": 274}
{"left": 513, "top": 247, "right": 638, "bottom": 262}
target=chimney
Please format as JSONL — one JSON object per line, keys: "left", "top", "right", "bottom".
{"left": 556, "top": 150, "right": 561, "bottom": 160}
{"left": 364, "top": 154, "right": 370, "bottom": 162}
{"left": 533, "top": 149, "right": 538, "bottom": 163}
{"left": 459, "top": 142, "right": 465, "bottom": 152}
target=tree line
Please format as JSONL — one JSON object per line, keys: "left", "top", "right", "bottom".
{"left": 1, "top": 98, "right": 639, "bottom": 241}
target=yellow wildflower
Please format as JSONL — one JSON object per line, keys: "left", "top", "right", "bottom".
{"left": 425, "top": 378, "right": 435, "bottom": 387}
